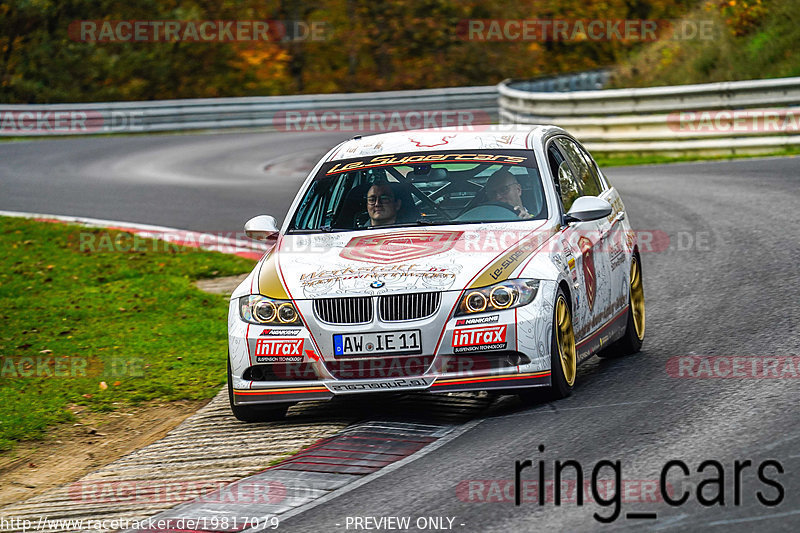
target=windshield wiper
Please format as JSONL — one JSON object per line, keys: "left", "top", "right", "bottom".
{"left": 286, "top": 225, "right": 343, "bottom": 234}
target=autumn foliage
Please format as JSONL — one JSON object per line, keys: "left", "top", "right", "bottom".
{"left": 2, "top": 0, "right": 701, "bottom": 103}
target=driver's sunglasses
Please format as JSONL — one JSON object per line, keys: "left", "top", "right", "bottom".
{"left": 367, "top": 194, "right": 394, "bottom": 205}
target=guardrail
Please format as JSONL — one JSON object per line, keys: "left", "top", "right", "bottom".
{"left": 0, "top": 85, "right": 497, "bottom": 136}
{"left": 6, "top": 74, "right": 799, "bottom": 155}
{"left": 499, "top": 76, "right": 800, "bottom": 155}
{"left": 504, "top": 69, "right": 610, "bottom": 93}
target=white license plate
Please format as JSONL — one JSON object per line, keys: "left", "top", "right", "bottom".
{"left": 333, "top": 330, "right": 422, "bottom": 357}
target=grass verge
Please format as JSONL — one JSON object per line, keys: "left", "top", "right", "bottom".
{"left": 0, "top": 216, "right": 256, "bottom": 452}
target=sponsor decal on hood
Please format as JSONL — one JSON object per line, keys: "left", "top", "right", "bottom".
{"left": 339, "top": 230, "right": 462, "bottom": 264}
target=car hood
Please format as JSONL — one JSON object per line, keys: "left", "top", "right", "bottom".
{"left": 261, "top": 222, "right": 551, "bottom": 299}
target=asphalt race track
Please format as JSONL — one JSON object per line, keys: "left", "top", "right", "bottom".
{"left": 1, "top": 132, "right": 798, "bottom": 532}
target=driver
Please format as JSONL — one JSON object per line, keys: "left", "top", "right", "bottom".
{"left": 484, "top": 168, "right": 533, "bottom": 219}
{"left": 366, "top": 183, "right": 401, "bottom": 226}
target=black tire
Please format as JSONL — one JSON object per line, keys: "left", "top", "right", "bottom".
{"left": 519, "top": 286, "right": 576, "bottom": 403}
{"left": 597, "top": 254, "right": 645, "bottom": 358}
{"left": 227, "top": 355, "right": 292, "bottom": 422}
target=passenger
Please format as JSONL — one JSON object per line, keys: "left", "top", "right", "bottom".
{"left": 484, "top": 168, "right": 533, "bottom": 219}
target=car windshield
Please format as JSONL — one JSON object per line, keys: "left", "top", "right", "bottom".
{"left": 289, "top": 149, "right": 547, "bottom": 232}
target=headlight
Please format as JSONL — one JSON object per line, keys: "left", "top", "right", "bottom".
{"left": 455, "top": 279, "right": 540, "bottom": 316}
{"left": 239, "top": 295, "right": 302, "bottom": 325}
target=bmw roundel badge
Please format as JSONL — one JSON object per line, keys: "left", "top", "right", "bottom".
{"left": 370, "top": 280, "right": 385, "bottom": 289}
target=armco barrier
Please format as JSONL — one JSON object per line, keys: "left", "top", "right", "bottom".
{"left": 499, "top": 76, "right": 800, "bottom": 155}
{"left": 504, "top": 70, "right": 610, "bottom": 93}
{"left": 5, "top": 74, "right": 800, "bottom": 156}
{"left": 0, "top": 72, "right": 612, "bottom": 137}
{"left": 0, "top": 85, "right": 497, "bottom": 136}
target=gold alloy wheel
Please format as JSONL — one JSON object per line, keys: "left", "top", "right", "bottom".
{"left": 630, "top": 257, "right": 646, "bottom": 341}
{"left": 555, "top": 295, "right": 577, "bottom": 387}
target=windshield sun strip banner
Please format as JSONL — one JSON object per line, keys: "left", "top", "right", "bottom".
{"left": 321, "top": 149, "right": 536, "bottom": 176}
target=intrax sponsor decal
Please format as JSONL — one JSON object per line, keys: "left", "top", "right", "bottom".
{"left": 255, "top": 338, "right": 303, "bottom": 358}
{"left": 452, "top": 325, "right": 508, "bottom": 353}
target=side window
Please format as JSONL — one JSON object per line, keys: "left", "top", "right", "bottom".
{"left": 556, "top": 137, "right": 604, "bottom": 197}
{"left": 577, "top": 145, "right": 607, "bottom": 192}
{"left": 548, "top": 142, "right": 580, "bottom": 212}
{"left": 293, "top": 181, "right": 321, "bottom": 229}
{"left": 324, "top": 171, "right": 360, "bottom": 226}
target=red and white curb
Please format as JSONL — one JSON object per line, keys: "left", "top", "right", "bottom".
{"left": 122, "top": 420, "right": 481, "bottom": 533}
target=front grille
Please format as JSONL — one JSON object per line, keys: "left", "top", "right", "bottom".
{"left": 379, "top": 292, "right": 441, "bottom": 322}
{"left": 313, "top": 296, "right": 373, "bottom": 324}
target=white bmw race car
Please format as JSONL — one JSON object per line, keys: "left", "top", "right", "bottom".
{"left": 227, "top": 126, "right": 645, "bottom": 421}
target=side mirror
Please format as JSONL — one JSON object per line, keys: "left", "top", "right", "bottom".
{"left": 564, "top": 196, "right": 613, "bottom": 223}
{"left": 244, "top": 215, "right": 279, "bottom": 242}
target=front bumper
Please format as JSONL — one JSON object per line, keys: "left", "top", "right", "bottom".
{"left": 228, "top": 281, "right": 557, "bottom": 405}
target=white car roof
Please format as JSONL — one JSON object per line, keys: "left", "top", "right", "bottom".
{"left": 326, "top": 125, "right": 566, "bottom": 162}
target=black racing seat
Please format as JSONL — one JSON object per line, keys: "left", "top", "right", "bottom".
{"left": 333, "top": 183, "right": 371, "bottom": 229}
{"left": 393, "top": 183, "right": 421, "bottom": 223}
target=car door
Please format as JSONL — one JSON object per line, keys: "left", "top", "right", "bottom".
{"left": 574, "top": 142, "right": 630, "bottom": 323}
{"left": 546, "top": 137, "right": 610, "bottom": 352}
